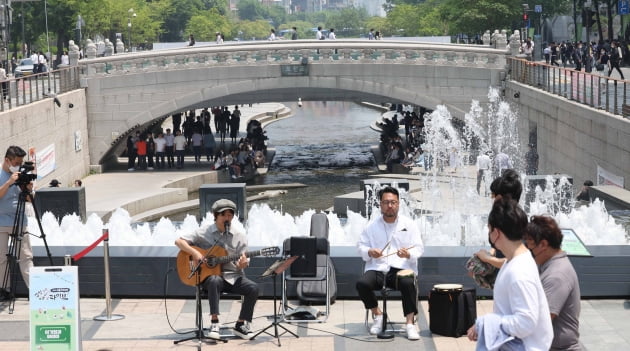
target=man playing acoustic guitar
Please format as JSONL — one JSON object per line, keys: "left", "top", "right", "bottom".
{"left": 175, "top": 199, "right": 259, "bottom": 340}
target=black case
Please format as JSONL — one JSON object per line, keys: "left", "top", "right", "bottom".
{"left": 428, "top": 287, "right": 477, "bottom": 337}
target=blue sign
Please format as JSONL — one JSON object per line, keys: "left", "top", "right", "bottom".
{"left": 620, "top": 0, "right": 629, "bottom": 15}
{"left": 534, "top": 5, "right": 543, "bottom": 13}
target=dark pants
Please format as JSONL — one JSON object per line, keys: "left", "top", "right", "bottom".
{"left": 165, "top": 146, "right": 174, "bottom": 167}
{"left": 608, "top": 61, "right": 625, "bottom": 79}
{"left": 127, "top": 152, "right": 137, "bottom": 169}
{"left": 156, "top": 151, "right": 165, "bottom": 168}
{"left": 356, "top": 268, "right": 418, "bottom": 317}
{"left": 204, "top": 275, "right": 259, "bottom": 322}
{"left": 175, "top": 149, "right": 185, "bottom": 168}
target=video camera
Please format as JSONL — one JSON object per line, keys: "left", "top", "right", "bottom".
{"left": 15, "top": 161, "right": 37, "bottom": 186}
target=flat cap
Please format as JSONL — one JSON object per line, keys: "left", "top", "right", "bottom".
{"left": 211, "top": 199, "right": 237, "bottom": 214}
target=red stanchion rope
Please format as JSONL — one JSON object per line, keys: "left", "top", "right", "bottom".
{"left": 72, "top": 231, "right": 109, "bottom": 261}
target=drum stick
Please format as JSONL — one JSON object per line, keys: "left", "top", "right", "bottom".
{"left": 382, "top": 245, "right": 416, "bottom": 258}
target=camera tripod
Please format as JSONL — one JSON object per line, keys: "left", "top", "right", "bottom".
{"left": 1, "top": 186, "right": 53, "bottom": 313}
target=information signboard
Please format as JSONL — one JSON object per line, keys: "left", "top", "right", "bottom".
{"left": 561, "top": 228, "right": 592, "bottom": 256}
{"left": 30, "top": 266, "right": 82, "bottom": 351}
{"left": 619, "top": 1, "right": 629, "bottom": 15}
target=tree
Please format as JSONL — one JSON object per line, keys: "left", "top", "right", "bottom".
{"left": 441, "top": 0, "right": 523, "bottom": 37}
{"left": 237, "top": 20, "right": 272, "bottom": 41}
{"left": 237, "top": 0, "right": 267, "bottom": 21}
{"left": 186, "top": 8, "right": 233, "bottom": 41}
{"left": 325, "top": 7, "right": 368, "bottom": 36}
{"left": 386, "top": 4, "right": 422, "bottom": 36}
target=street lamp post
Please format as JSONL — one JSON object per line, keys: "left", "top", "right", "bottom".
{"left": 127, "top": 8, "right": 136, "bottom": 51}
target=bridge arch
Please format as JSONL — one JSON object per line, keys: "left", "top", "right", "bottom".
{"left": 80, "top": 40, "right": 507, "bottom": 166}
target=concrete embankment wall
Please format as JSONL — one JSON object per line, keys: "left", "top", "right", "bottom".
{"left": 0, "top": 90, "right": 90, "bottom": 188}
{"left": 507, "top": 81, "right": 630, "bottom": 191}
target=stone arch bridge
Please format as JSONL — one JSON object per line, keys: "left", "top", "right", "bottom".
{"left": 79, "top": 40, "right": 507, "bottom": 167}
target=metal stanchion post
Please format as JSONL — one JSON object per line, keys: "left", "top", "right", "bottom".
{"left": 94, "top": 229, "right": 125, "bottom": 321}
{"left": 64, "top": 254, "right": 72, "bottom": 266}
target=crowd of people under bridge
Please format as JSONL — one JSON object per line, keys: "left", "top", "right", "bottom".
{"left": 124, "top": 106, "right": 268, "bottom": 179}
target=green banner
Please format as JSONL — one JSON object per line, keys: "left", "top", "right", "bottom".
{"left": 36, "top": 325, "right": 71, "bottom": 344}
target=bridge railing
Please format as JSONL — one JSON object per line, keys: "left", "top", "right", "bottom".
{"left": 77, "top": 40, "right": 508, "bottom": 76}
{"left": 0, "top": 66, "right": 81, "bottom": 112}
{"left": 508, "top": 57, "right": 629, "bottom": 117}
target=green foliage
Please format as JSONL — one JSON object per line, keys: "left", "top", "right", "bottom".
{"left": 325, "top": 7, "right": 369, "bottom": 36}
{"left": 186, "top": 8, "right": 233, "bottom": 41}
{"left": 280, "top": 21, "right": 316, "bottom": 39}
{"left": 237, "top": 20, "right": 274, "bottom": 41}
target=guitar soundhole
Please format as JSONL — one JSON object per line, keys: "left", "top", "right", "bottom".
{"left": 205, "top": 257, "right": 217, "bottom": 267}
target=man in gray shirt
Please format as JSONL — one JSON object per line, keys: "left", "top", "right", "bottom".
{"left": 175, "top": 199, "right": 258, "bottom": 339}
{"left": 525, "top": 216, "right": 581, "bottom": 351}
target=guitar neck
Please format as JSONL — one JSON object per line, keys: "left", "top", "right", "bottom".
{"left": 211, "top": 249, "right": 262, "bottom": 265}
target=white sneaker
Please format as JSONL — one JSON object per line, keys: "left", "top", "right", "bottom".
{"left": 208, "top": 322, "right": 220, "bottom": 339}
{"left": 406, "top": 323, "right": 420, "bottom": 340}
{"left": 370, "top": 314, "right": 383, "bottom": 335}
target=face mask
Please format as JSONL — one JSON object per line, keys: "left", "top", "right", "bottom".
{"left": 488, "top": 230, "right": 497, "bottom": 250}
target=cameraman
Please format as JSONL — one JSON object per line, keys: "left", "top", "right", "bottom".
{"left": 0, "top": 146, "right": 34, "bottom": 298}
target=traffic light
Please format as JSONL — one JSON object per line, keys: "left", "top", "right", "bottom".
{"left": 523, "top": 13, "right": 528, "bottom": 21}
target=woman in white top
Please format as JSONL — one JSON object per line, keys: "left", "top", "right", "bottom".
{"left": 61, "top": 51, "right": 69, "bottom": 65}
{"left": 268, "top": 29, "right": 276, "bottom": 41}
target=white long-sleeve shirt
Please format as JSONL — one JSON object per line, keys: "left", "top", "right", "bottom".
{"left": 491, "top": 251, "right": 553, "bottom": 351}
{"left": 357, "top": 214, "right": 424, "bottom": 274}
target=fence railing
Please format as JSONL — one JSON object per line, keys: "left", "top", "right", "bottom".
{"left": 0, "top": 66, "right": 82, "bottom": 112}
{"left": 508, "top": 57, "right": 629, "bottom": 117}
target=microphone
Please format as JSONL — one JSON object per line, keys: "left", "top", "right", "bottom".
{"left": 224, "top": 220, "right": 230, "bottom": 234}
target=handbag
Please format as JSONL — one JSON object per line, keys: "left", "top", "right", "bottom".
{"left": 465, "top": 255, "right": 497, "bottom": 289}
{"left": 596, "top": 63, "right": 605, "bottom": 71}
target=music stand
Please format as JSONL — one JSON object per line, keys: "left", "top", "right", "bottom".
{"left": 251, "top": 256, "right": 299, "bottom": 346}
{"left": 174, "top": 262, "right": 227, "bottom": 349}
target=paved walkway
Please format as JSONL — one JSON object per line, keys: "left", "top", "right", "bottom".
{"left": 1, "top": 297, "right": 629, "bottom": 350}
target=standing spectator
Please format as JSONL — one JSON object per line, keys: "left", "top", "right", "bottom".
{"left": 230, "top": 106, "right": 241, "bottom": 144}
{"left": 126, "top": 135, "right": 136, "bottom": 171}
{"left": 30, "top": 51, "right": 39, "bottom": 74}
{"left": 521, "top": 37, "right": 534, "bottom": 61}
{"left": 154, "top": 132, "right": 166, "bottom": 169}
{"left": 38, "top": 51, "right": 47, "bottom": 72}
{"left": 173, "top": 130, "right": 187, "bottom": 169}
{"left": 191, "top": 130, "right": 203, "bottom": 163}
{"left": 467, "top": 198, "right": 553, "bottom": 350}
{"left": 135, "top": 134, "right": 147, "bottom": 170}
{"left": 216, "top": 32, "right": 223, "bottom": 44}
{"left": 10, "top": 55, "right": 17, "bottom": 74}
{"left": 328, "top": 28, "right": 336, "bottom": 40}
{"left": 573, "top": 42, "right": 584, "bottom": 71}
{"left": 291, "top": 27, "right": 298, "bottom": 40}
{"left": 203, "top": 127, "right": 216, "bottom": 162}
{"left": 368, "top": 29, "right": 375, "bottom": 40}
{"left": 61, "top": 51, "right": 69, "bottom": 66}
{"left": 164, "top": 128, "right": 175, "bottom": 169}
{"left": 146, "top": 133, "right": 155, "bottom": 170}
{"left": 374, "top": 31, "right": 381, "bottom": 40}
{"left": 608, "top": 41, "right": 625, "bottom": 79}
{"left": 524, "top": 216, "right": 581, "bottom": 351}
{"left": 550, "top": 42, "right": 559, "bottom": 66}
{"left": 543, "top": 43, "right": 551, "bottom": 64}
{"left": 188, "top": 34, "right": 195, "bottom": 46}
{"left": 0, "top": 64, "right": 7, "bottom": 101}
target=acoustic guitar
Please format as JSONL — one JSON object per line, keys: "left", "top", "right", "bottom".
{"left": 177, "top": 245, "right": 279, "bottom": 286}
